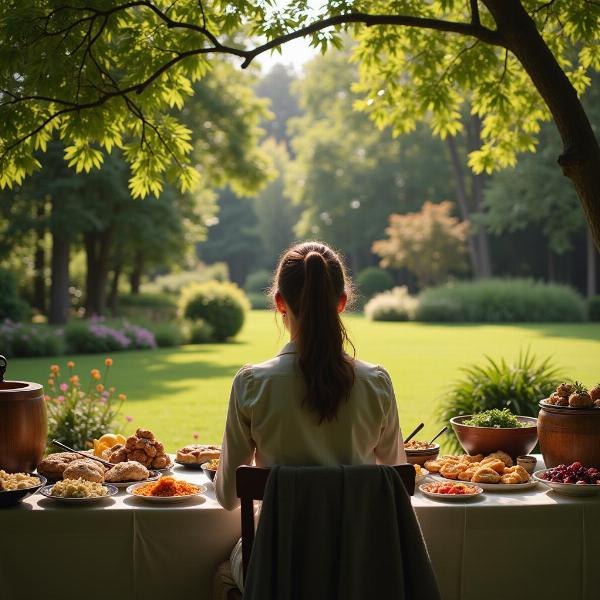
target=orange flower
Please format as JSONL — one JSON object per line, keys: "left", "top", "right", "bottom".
{"left": 91, "top": 369, "right": 101, "bottom": 380}
{"left": 43, "top": 395, "right": 51, "bottom": 402}
{"left": 47, "top": 379, "right": 54, "bottom": 386}
{"left": 118, "top": 393, "right": 127, "bottom": 401}
{"left": 97, "top": 384, "right": 104, "bottom": 393}
{"left": 50, "top": 364, "right": 60, "bottom": 373}
{"left": 67, "top": 361, "right": 75, "bottom": 369}
{"left": 109, "top": 387, "right": 116, "bottom": 393}
{"left": 70, "top": 375, "right": 80, "bottom": 385}
{"left": 105, "top": 358, "right": 113, "bottom": 367}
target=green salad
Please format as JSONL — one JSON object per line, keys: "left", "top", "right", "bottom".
{"left": 463, "top": 408, "right": 526, "bottom": 428}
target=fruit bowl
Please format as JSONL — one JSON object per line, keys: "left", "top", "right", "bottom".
{"left": 533, "top": 468, "right": 600, "bottom": 497}
{"left": 450, "top": 415, "right": 538, "bottom": 460}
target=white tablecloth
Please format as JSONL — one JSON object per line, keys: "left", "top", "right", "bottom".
{"left": 1, "top": 456, "right": 598, "bottom": 600}
{"left": 413, "top": 456, "right": 600, "bottom": 600}
{"left": 0, "top": 464, "right": 240, "bottom": 600}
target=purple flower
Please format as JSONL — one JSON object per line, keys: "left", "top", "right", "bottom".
{"left": 125, "top": 415, "right": 133, "bottom": 423}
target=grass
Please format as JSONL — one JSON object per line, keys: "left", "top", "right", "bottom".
{"left": 8, "top": 311, "right": 600, "bottom": 452}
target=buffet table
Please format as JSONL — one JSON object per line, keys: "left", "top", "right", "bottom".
{"left": 1, "top": 457, "right": 598, "bottom": 600}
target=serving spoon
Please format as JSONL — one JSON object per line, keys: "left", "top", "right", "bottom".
{"left": 427, "top": 426, "right": 448, "bottom": 446}
{"left": 403, "top": 422, "right": 424, "bottom": 444}
{"left": 52, "top": 439, "right": 114, "bottom": 469}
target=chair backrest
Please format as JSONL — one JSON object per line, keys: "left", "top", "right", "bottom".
{"left": 235, "top": 464, "right": 415, "bottom": 582}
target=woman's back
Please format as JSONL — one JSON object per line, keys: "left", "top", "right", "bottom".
{"left": 215, "top": 341, "right": 405, "bottom": 509}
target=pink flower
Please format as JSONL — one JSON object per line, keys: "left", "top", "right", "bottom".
{"left": 193, "top": 431, "right": 199, "bottom": 440}
{"left": 57, "top": 395, "right": 65, "bottom": 403}
{"left": 102, "top": 391, "right": 109, "bottom": 398}
{"left": 60, "top": 383, "right": 68, "bottom": 392}
{"left": 125, "top": 415, "right": 133, "bottom": 423}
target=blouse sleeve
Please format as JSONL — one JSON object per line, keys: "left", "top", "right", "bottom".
{"left": 374, "top": 367, "right": 407, "bottom": 465}
{"left": 215, "top": 366, "right": 255, "bottom": 510}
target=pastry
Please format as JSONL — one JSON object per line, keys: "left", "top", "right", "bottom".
{"left": 440, "top": 463, "right": 469, "bottom": 480}
{"left": 458, "top": 467, "right": 478, "bottom": 481}
{"left": 106, "top": 428, "right": 170, "bottom": 469}
{"left": 485, "top": 451, "right": 513, "bottom": 467}
{"left": 500, "top": 472, "right": 522, "bottom": 484}
{"left": 136, "top": 428, "right": 155, "bottom": 440}
{"left": 503, "top": 465, "right": 530, "bottom": 483}
{"left": 472, "top": 467, "right": 501, "bottom": 484}
{"left": 63, "top": 459, "right": 105, "bottom": 483}
{"left": 176, "top": 444, "right": 221, "bottom": 465}
{"left": 479, "top": 458, "right": 506, "bottom": 474}
{"left": 105, "top": 461, "right": 149, "bottom": 483}
{"left": 424, "top": 460, "right": 443, "bottom": 473}
{"left": 37, "top": 452, "right": 81, "bottom": 479}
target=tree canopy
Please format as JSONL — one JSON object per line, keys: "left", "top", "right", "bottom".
{"left": 1, "top": 1, "right": 599, "bottom": 244}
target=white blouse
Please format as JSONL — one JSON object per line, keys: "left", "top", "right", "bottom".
{"left": 215, "top": 341, "right": 406, "bottom": 510}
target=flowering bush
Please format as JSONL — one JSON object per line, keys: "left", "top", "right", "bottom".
{"left": 364, "top": 287, "right": 418, "bottom": 322}
{"left": 65, "top": 318, "right": 156, "bottom": 354}
{"left": 0, "top": 320, "right": 65, "bottom": 357}
{"left": 45, "top": 358, "right": 128, "bottom": 450}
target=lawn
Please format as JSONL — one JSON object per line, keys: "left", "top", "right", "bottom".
{"left": 8, "top": 311, "right": 600, "bottom": 452}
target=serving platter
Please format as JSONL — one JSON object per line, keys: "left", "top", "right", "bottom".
{"left": 174, "top": 460, "right": 205, "bottom": 470}
{"left": 126, "top": 482, "right": 206, "bottom": 503}
{"left": 533, "top": 470, "right": 600, "bottom": 497}
{"left": 419, "top": 483, "right": 483, "bottom": 501}
{"left": 39, "top": 483, "right": 118, "bottom": 503}
{"left": 430, "top": 473, "right": 537, "bottom": 492}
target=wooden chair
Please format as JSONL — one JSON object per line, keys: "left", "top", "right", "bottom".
{"left": 236, "top": 463, "right": 416, "bottom": 584}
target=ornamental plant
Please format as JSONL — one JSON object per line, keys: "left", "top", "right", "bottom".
{"left": 45, "top": 358, "right": 128, "bottom": 451}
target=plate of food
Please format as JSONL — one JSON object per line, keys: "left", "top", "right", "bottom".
{"left": 126, "top": 476, "right": 206, "bottom": 503}
{"left": 420, "top": 481, "right": 483, "bottom": 501}
{"left": 175, "top": 444, "right": 221, "bottom": 470}
{"left": 39, "top": 478, "right": 118, "bottom": 503}
{"left": 425, "top": 450, "right": 537, "bottom": 491}
{"left": 0, "top": 470, "right": 47, "bottom": 507}
{"left": 533, "top": 462, "right": 600, "bottom": 496}
{"left": 103, "top": 462, "right": 161, "bottom": 489}
{"left": 101, "top": 428, "right": 173, "bottom": 471}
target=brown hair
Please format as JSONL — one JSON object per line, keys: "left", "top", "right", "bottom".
{"left": 272, "top": 241, "right": 355, "bottom": 423}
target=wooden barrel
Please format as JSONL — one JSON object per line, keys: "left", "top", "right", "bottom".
{"left": 538, "top": 402, "right": 600, "bottom": 468}
{"left": 0, "top": 356, "right": 47, "bottom": 472}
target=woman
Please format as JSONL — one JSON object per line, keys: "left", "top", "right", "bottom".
{"left": 215, "top": 241, "right": 406, "bottom": 588}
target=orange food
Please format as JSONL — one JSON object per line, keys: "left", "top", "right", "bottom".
{"left": 133, "top": 477, "right": 200, "bottom": 497}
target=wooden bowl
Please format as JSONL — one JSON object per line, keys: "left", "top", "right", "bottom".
{"left": 538, "top": 401, "right": 600, "bottom": 468}
{"left": 404, "top": 444, "right": 440, "bottom": 466}
{"left": 450, "top": 415, "right": 538, "bottom": 460}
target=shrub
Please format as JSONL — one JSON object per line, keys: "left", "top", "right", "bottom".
{"left": 0, "top": 321, "right": 65, "bottom": 357}
{"left": 189, "top": 320, "right": 215, "bottom": 344}
{"left": 416, "top": 279, "right": 586, "bottom": 322}
{"left": 589, "top": 296, "right": 600, "bottom": 321}
{"left": 438, "top": 352, "right": 561, "bottom": 452}
{"left": 247, "top": 292, "right": 269, "bottom": 310}
{"left": 245, "top": 270, "right": 272, "bottom": 294}
{"left": 151, "top": 322, "right": 185, "bottom": 347}
{"left": 142, "top": 263, "right": 229, "bottom": 295}
{"left": 180, "top": 281, "right": 250, "bottom": 341}
{"left": 46, "top": 359, "right": 127, "bottom": 450}
{"left": 118, "top": 293, "right": 177, "bottom": 321}
{"left": 121, "top": 322, "right": 157, "bottom": 349}
{"left": 65, "top": 321, "right": 131, "bottom": 353}
{"left": 0, "top": 269, "right": 29, "bottom": 322}
{"left": 356, "top": 267, "right": 394, "bottom": 300}
{"left": 364, "top": 287, "right": 418, "bottom": 322}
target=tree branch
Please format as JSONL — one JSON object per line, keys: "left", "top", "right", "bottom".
{"left": 469, "top": 0, "right": 481, "bottom": 26}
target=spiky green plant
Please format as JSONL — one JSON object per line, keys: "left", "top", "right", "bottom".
{"left": 438, "top": 351, "right": 562, "bottom": 452}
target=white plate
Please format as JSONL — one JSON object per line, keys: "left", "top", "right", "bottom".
{"left": 105, "top": 470, "right": 161, "bottom": 489}
{"left": 39, "top": 484, "right": 118, "bottom": 503}
{"left": 419, "top": 483, "right": 483, "bottom": 501}
{"left": 533, "top": 470, "right": 600, "bottom": 496}
{"left": 430, "top": 472, "right": 537, "bottom": 491}
{"left": 126, "top": 481, "right": 206, "bottom": 503}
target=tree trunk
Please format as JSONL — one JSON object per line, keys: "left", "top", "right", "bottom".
{"left": 446, "top": 135, "right": 480, "bottom": 278}
{"left": 109, "top": 262, "right": 122, "bottom": 316}
{"left": 483, "top": 0, "right": 600, "bottom": 251}
{"left": 129, "top": 251, "right": 144, "bottom": 294}
{"left": 49, "top": 233, "right": 70, "bottom": 325}
{"left": 466, "top": 116, "right": 492, "bottom": 278}
{"left": 84, "top": 227, "right": 115, "bottom": 317}
{"left": 588, "top": 227, "right": 597, "bottom": 298}
{"left": 33, "top": 202, "right": 46, "bottom": 314}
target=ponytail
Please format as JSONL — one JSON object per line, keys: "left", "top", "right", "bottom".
{"left": 273, "top": 242, "right": 354, "bottom": 423}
